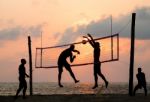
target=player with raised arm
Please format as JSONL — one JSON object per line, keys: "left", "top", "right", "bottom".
{"left": 83, "top": 34, "right": 108, "bottom": 89}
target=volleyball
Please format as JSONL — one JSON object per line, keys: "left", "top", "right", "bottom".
{"left": 82, "top": 39, "right": 87, "bottom": 44}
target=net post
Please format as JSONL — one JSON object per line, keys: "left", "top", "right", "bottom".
{"left": 111, "top": 35, "right": 114, "bottom": 60}
{"left": 129, "top": 13, "right": 136, "bottom": 96}
{"left": 28, "top": 36, "right": 33, "bottom": 96}
{"left": 110, "top": 16, "right": 114, "bottom": 60}
{"left": 117, "top": 34, "right": 119, "bottom": 60}
{"left": 40, "top": 32, "right": 43, "bottom": 67}
{"left": 40, "top": 48, "right": 43, "bottom": 67}
{"left": 35, "top": 48, "right": 38, "bottom": 68}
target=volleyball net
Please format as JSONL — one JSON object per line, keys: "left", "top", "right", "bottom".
{"left": 35, "top": 34, "right": 119, "bottom": 68}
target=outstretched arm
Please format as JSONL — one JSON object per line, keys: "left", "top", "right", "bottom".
{"left": 73, "top": 49, "right": 80, "bottom": 54}
{"left": 87, "top": 33, "right": 96, "bottom": 45}
{"left": 83, "top": 34, "right": 95, "bottom": 47}
{"left": 24, "top": 68, "right": 29, "bottom": 78}
{"left": 70, "top": 53, "right": 76, "bottom": 63}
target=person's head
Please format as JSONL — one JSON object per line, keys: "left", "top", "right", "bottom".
{"left": 138, "top": 67, "right": 142, "bottom": 73}
{"left": 70, "top": 44, "right": 75, "bottom": 50}
{"left": 95, "top": 42, "right": 100, "bottom": 48}
{"left": 21, "top": 59, "right": 26, "bottom": 64}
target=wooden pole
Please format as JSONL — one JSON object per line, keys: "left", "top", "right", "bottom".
{"left": 129, "top": 13, "right": 136, "bottom": 96}
{"left": 28, "top": 36, "right": 33, "bottom": 95}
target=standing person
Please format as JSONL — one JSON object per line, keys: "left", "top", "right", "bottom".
{"left": 83, "top": 34, "right": 108, "bottom": 89}
{"left": 133, "top": 67, "right": 147, "bottom": 96}
{"left": 58, "top": 44, "right": 80, "bottom": 87}
{"left": 15, "top": 59, "right": 29, "bottom": 99}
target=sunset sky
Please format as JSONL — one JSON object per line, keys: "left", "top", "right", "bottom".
{"left": 0, "top": 0, "right": 150, "bottom": 83}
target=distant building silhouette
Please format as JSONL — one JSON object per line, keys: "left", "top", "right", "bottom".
{"left": 15, "top": 59, "right": 29, "bottom": 99}
{"left": 133, "top": 67, "right": 147, "bottom": 96}
{"left": 58, "top": 44, "right": 80, "bottom": 87}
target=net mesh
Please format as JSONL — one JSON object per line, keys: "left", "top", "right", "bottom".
{"left": 35, "top": 34, "right": 119, "bottom": 68}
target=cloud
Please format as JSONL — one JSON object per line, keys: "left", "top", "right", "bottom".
{"left": 115, "top": 7, "right": 150, "bottom": 39}
{"left": 0, "top": 26, "right": 21, "bottom": 40}
{"left": 27, "top": 24, "right": 44, "bottom": 37}
{"left": 57, "top": 7, "right": 150, "bottom": 44}
{"left": 0, "top": 24, "right": 44, "bottom": 41}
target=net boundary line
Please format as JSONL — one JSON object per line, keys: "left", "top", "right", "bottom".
{"left": 36, "top": 33, "right": 119, "bottom": 49}
{"left": 35, "top": 59, "right": 119, "bottom": 68}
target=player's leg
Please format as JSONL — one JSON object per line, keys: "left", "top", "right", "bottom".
{"left": 58, "top": 64, "right": 63, "bottom": 87}
{"left": 98, "top": 63, "right": 108, "bottom": 88}
{"left": 92, "top": 71, "right": 98, "bottom": 89}
{"left": 143, "top": 84, "right": 147, "bottom": 96}
{"left": 23, "top": 80, "right": 27, "bottom": 98}
{"left": 65, "top": 63, "right": 79, "bottom": 83}
{"left": 15, "top": 79, "right": 24, "bottom": 98}
{"left": 92, "top": 64, "right": 99, "bottom": 89}
{"left": 98, "top": 72, "right": 108, "bottom": 88}
{"left": 133, "top": 84, "right": 140, "bottom": 96}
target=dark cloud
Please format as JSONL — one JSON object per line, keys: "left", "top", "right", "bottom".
{"left": 0, "top": 26, "right": 21, "bottom": 40}
{"left": 57, "top": 7, "right": 150, "bottom": 44}
{"left": 27, "top": 24, "right": 44, "bottom": 37}
{"left": 116, "top": 7, "right": 150, "bottom": 39}
{"left": 0, "top": 24, "right": 44, "bottom": 41}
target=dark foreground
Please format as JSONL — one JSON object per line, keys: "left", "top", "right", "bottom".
{"left": 0, "top": 94, "right": 149, "bottom": 102}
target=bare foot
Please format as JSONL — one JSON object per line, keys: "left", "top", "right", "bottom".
{"left": 75, "top": 80, "right": 80, "bottom": 83}
{"left": 59, "top": 84, "right": 63, "bottom": 87}
{"left": 92, "top": 84, "right": 98, "bottom": 89}
{"left": 105, "top": 81, "right": 108, "bottom": 88}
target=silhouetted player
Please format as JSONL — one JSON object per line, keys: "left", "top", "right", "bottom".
{"left": 84, "top": 34, "right": 108, "bottom": 89}
{"left": 133, "top": 68, "right": 147, "bottom": 96}
{"left": 15, "top": 59, "right": 29, "bottom": 99}
{"left": 58, "top": 44, "right": 80, "bottom": 87}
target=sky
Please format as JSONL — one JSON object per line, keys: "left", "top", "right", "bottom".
{"left": 0, "top": 0, "right": 150, "bottom": 83}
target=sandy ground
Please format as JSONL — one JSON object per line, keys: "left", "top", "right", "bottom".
{"left": 0, "top": 94, "right": 149, "bottom": 102}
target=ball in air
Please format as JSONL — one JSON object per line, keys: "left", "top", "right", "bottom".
{"left": 82, "top": 39, "right": 87, "bottom": 44}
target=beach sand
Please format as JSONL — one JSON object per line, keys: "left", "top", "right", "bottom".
{"left": 0, "top": 94, "right": 149, "bottom": 102}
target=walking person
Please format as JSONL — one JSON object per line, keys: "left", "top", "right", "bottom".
{"left": 15, "top": 59, "right": 29, "bottom": 99}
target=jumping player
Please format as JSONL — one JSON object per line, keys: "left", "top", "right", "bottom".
{"left": 58, "top": 44, "right": 80, "bottom": 87}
